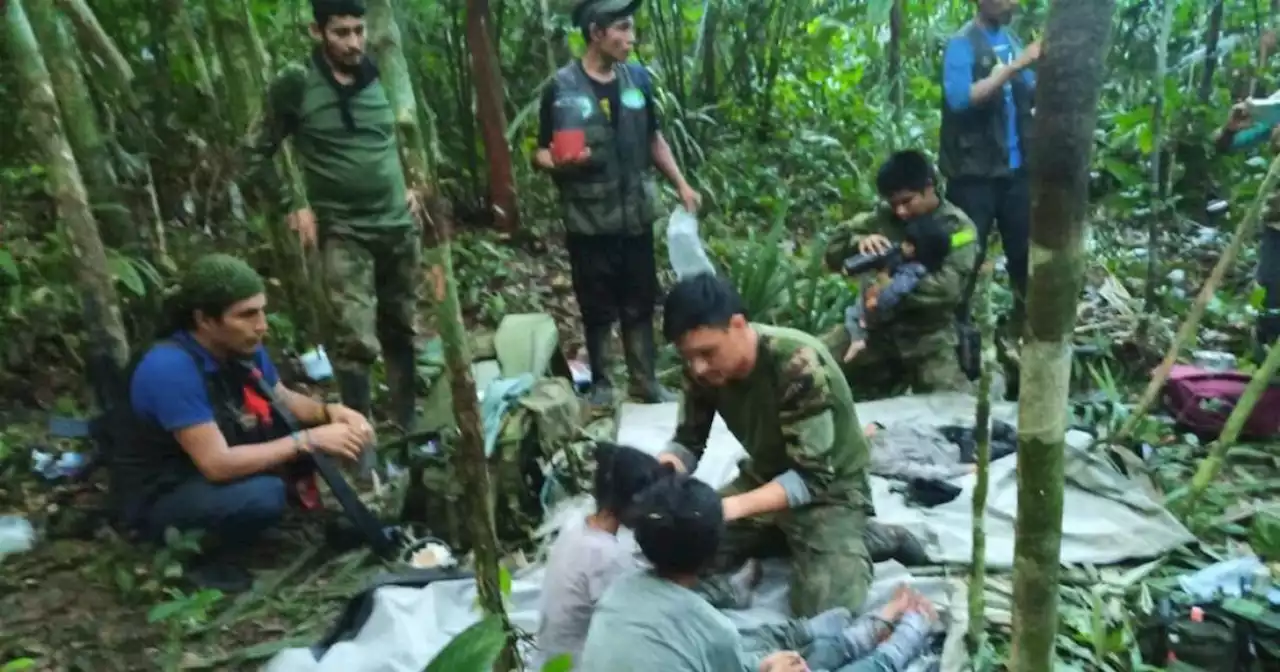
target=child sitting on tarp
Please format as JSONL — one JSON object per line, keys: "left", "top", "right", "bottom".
{"left": 530, "top": 442, "right": 759, "bottom": 670}
{"left": 843, "top": 213, "right": 954, "bottom": 362}
{"left": 577, "top": 470, "right": 938, "bottom": 671}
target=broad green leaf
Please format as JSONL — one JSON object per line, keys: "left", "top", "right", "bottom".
{"left": 540, "top": 653, "right": 574, "bottom": 672}
{"left": 1, "top": 660, "right": 36, "bottom": 672}
{"left": 146, "top": 599, "right": 189, "bottom": 624}
{"left": 108, "top": 255, "right": 146, "bottom": 297}
{"left": 423, "top": 616, "right": 507, "bottom": 672}
{"left": 0, "top": 250, "right": 17, "bottom": 281}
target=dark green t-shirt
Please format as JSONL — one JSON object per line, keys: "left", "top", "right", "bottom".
{"left": 243, "top": 59, "right": 414, "bottom": 237}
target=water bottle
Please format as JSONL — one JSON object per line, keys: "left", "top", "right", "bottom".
{"left": 667, "top": 209, "right": 715, "bottom": 279}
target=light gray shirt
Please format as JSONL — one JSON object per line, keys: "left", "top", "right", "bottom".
{"left": 530, "top": 518, "right": 640, "bottom": 671}
{"left": 579, "top": 571, "right": 751, "bottom": 671}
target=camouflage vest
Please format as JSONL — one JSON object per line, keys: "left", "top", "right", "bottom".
{"left": 551, "top": 62, "right": 658, "bottom": 237}
{"left": 938, "top": 21, "right": 1035, "bottom": 181}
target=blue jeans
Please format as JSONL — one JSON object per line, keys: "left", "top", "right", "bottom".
{"left": 742, "top": 621, "right": 901, "bottom": 672}
{"left": 134, "top": 474, "right": 287, "bottom": 547}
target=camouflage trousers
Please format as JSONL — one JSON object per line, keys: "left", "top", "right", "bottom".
{"left": 822, "top": 322, "right": 971, "bottom": 401}
{"left": 741, "top": 619, "right": 910, "bottom": 672}
{"left": 320, "top": 226, "right": 422, "bottom": 368}
{"left": 697, "top": 480, "right": 873, "bottom": 617}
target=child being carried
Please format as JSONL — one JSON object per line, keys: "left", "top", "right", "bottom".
{"left": 843, "top": 212, "right": 953, "bottom": 362}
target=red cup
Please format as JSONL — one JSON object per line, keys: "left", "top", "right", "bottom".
{"left": 552, "top": 129, "right": 586, "bottom": 163}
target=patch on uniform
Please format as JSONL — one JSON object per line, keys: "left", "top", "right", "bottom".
{"left": 778, "top": 345, "right": 831, "bottom": 414}
{"left": 621, "top": 87, "right": 646, "bottom": 110}
{"left": 567, "top": 94, "right": 596, "bottom": 120}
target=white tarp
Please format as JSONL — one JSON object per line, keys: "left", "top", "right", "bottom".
{"left": 266, "top": 393, "right": 1194, "bottom": 672}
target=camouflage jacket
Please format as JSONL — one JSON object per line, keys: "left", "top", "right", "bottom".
{"left": 824, "top": 200, "right": 978, "bottom": 335}
{"left": 665, "top": 324, "right": 872, "bottom": 509}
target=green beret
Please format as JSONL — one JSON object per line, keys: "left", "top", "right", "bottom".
{"left": 178, "top": 254, "right": 266, "bottom": 319}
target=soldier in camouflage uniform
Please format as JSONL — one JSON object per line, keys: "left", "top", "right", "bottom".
{"left": 1217, "top": 102, "right": 1280, "bottom": 359}
{"left": 657, "top": 274, "right": 927, "bottom": 618}
{"left": 243, "top": 0, "right": 421, "bottom": 474}
{"left": 823, "top": 151, "right": 979, "bottom": 399}
{"left": 534, "top": 0, "right": 700, "bottom": 406}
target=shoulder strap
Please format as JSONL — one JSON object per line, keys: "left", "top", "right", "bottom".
{"left": 240, "top": 363, "right": 400, "bottom": 560}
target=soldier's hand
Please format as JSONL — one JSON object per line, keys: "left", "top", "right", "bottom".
{"left": 1227, "top": 103, "right": 1253, "bottom": 132}
{"left": 288, "top": 208, "right": 318, "bottom": 249}
{"left": 857, "top": 234, "right": 892, "bottom": 256}
{"left": 306, "top": 423, "right": 365, "bottom": 461}
{"left": 656, "top": 452, "right": 688, "bottom": 473}
{"left": 758, "top": 651, "right": 808, "bottom": 672}
{"left": 1016, "top": 40, "right": 1042, "bottom": 69}
{"left": 551, "top": 146, "right": 592, "bottom": 168}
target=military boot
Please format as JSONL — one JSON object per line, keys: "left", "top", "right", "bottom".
{"left": 864, "top": 521, "right": 929, "bottom": 566}
{"left": 622, "top": 320, "right": 678, "bottom": 404}
{"left": 335, "top": 367, "right": 377, "bottom": 479}
{"left": 1254, "top": 312, "right": 1280, "bottom": 363}
{"left": 383, "top": 344, "right": 419, "bottom": 435}
{"left": 584, "top": 323, "right": 615, "bottom": 407}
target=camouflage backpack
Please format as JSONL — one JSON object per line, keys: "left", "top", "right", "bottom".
{"left": 409, "top": 314, "right": 595, "bottom": 554}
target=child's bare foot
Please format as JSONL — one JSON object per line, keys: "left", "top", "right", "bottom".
{"left": 843, "top": 340, "right": 866, "bottom": 362}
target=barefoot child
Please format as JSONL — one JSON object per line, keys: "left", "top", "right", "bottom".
{"left": 843, "top": 213, "right": 953, "bottom": 362}
{"left": 580, "top": 473, "right": 939, "bottom": 671}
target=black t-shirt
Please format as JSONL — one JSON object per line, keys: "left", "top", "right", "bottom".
{"left": 536, "top": 62, "right": 660, "bottom": 148}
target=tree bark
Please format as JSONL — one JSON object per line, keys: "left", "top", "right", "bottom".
{"left": 1199, "top": 0, "right": 1225, "bottom": 103}
{"left": 1144, "top": 0, "right": 1175, "bottom": 313}
{"left": 1010, "top": 1, "right": 1114, "bottom": 669}
{"left": 967, "top": 267, "right": 995, "bottom": 656}
{"left": 466, "top": 0, "right": 520, "bottom": 232}
{"left": 5, "top": 0, "right": 131, "bottom": 396}
{"left": 423, "top": 202, "right": 518, "bottom": 672}
{"left": 888, "top": 0, "right": 904, "bottom": 111}
{"left": 28, "top": 1, "right": 133, "bottom": 249}
{"left": 51, "top": 0, "right": 134, "bottom": 98}
{"left": 368, "top": 0, "right": 433, "bottom": 187}
{"left": 205, "top": 0, "right": 264, "bottom": 136}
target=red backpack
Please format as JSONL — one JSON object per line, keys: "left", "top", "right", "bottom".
{"left": 1162, "top": 365, "right": 1280, "bottom": 440}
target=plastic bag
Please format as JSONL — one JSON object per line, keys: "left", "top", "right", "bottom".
{"left": 666, "top": 208, "right": 715, "bottom": 279}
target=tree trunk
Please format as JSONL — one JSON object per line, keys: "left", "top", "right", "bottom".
{"left": 368, "top": 0, "right": 433, "bottom": 187}
{"left": 51, "top": 0, "right": 135, "bottom": 98}
{"left": 466, "top": 0, "right": 520, "bottom": 232}
{"left": 28, "top": 1, "right": 133, "bottom": 250}
{"left": 5, "top": 0, "right": 131, "bottom": 400}
{"left": 888, "top": 0, "right": 904, "bottom": 111}
{"left": 967, "top": 267, "right": 995, "bottom": 656}
{"left": 1144, "top": 0, "right": 1176, "bottom": 313}
{"left": 205, "top": 0, "right": 264, "bottom": 137}
{"left": 1009, "top": 1, "right": 1114, "bottom": 669}
{"left": 1198, "top": 0, "right": 1225, "bottom": 103}
{"left": 422, "top": 201, "right": 518, "bottom": 672}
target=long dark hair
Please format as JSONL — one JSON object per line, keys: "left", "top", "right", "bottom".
{"left": 593, "top": 442, "right": 675, "bottom": 526}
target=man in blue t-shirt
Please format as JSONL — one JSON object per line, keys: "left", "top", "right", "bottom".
{"left": 938, "top": 0, "right": 1039, "bottom": 345}
{"left": 114, "top": 254, "right": 374, "bottom": 591}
